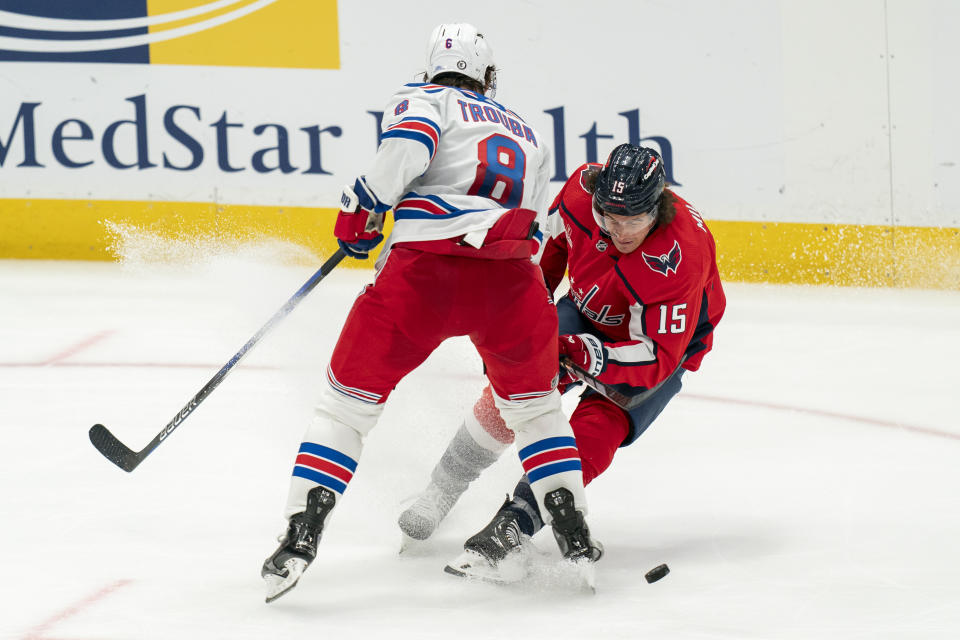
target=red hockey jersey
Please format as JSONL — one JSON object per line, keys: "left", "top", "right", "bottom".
{"left": 540, "top": 164, "right": 726, "bottom": 392}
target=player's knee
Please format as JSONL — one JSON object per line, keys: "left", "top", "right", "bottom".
{"left": 316, "top": 385, "right": 384, "bottom": 438}
{"left": 569, "top": 395, "right": 630, "bottom": 484}
{"left": 577, "top": 441, "right": 615, "bottom": 486}
{"left": 491, "top": 388, "right": 562, "bottom": 428}
{"left": 580, "top": 459, "right": 601, "bottom": 486}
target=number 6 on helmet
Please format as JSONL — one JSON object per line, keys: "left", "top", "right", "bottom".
{"left": 425, "top": 23, "right": 497, "bottom": 97}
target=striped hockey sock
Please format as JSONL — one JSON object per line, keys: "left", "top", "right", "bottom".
{"left": 516, "top": 436, "right": 586, "bottom": 523}
{"left": 518, "top": 436, "right": 582, "bottom": 484}
{"left": 291, "top": 442, "right": 358, "bottom": 495}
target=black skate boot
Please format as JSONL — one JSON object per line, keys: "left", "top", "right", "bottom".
{"left": 262, "top": 486, "right": 336, "bottom": 603}
{"left": 444, "top": 498, "right": 528, "bottom": 583}
{"left": 544, "top": 488, "right": 603, "bottom": 563}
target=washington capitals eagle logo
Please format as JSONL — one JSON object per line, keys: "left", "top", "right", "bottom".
{"left": 642, "top": 241, "right": 682, "bottom": 276}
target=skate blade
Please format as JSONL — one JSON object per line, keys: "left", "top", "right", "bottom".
{"left": 443, "top": 549, "right": 525, "bottom": 585}
{"left": 264, "top": 557, "right": 308, "bottom": 603}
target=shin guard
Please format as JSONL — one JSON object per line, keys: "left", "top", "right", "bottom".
{"left": 284, "top": 387, "right": 382, "bottom": 519}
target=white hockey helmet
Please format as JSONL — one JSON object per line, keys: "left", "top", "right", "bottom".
{"left": 424, "top": 23, "right": 496, "bottom": 96}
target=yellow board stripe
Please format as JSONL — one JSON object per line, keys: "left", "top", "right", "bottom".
{"left": 1, "top": 198, "right": 958, "bottom": 289}
{"left": 0, "top": 197, "right": 375, "bottom": 265}
{"left": 146, "top": 0, "right": 340, "bottom": 69}
{"left": 711, "top": 220, "right": 960, "bottom": 289}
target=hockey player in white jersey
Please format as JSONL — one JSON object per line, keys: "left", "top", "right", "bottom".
{"left": 261, "top": 24, "right": 601, "bottom": 602}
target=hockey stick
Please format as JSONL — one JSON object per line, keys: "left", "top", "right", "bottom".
{"left": 560, "top": 356, "right": 681, "bottom": 411}
{"left": 89, "top": 249, "right": 347, "bottom": 472}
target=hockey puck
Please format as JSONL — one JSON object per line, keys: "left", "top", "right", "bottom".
{"left": 645, "top": 563, "right": 670, "bottom": 583}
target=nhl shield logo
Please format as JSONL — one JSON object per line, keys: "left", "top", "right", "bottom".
{"left": 595, "top": 238, "right": 608, "bottom": 252}
{"left": 642, "top": 240, "right": 682, "bottom": 276}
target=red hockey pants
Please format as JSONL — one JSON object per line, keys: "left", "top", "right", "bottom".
{"left": 327, "top": 247, "right": 559, "bottom": 404}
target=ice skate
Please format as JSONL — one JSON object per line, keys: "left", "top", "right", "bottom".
{"left": 444, "top": 503, "right": 528, "bottom": 584}
{"left": 398, "top": 481, "right": 463, "bottom": 542}
{"left": 262, "top": 486, "right": 336, "bottom": 603}
{"left": 544, "top": 487, "right": 603, "bottom": 592}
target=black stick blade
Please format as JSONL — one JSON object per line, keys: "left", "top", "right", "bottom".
{"left": 89, "top": 424, "right": 141, "bottom": 472}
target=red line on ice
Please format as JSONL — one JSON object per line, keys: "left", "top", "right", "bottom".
{"left": 40, "top": 330, "right": 115, "bottom": 365}
{"left": 20, "top": 579, "right": 132, "bottom": 640}
{"left": 0, "top": 361, "right": 278, "bottom": 370}
{"left": 683, "top": 392, "right": 960, "bottom": 442}
{"left": 0, "top": 330, "right": 280, "bottom": 370}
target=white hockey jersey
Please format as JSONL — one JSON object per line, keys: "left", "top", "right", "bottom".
{"left": 360, "top": 83, "right": 552, "bottom": 256}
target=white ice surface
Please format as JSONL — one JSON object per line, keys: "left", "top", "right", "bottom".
{"left": 1, "top": 255, "right": 959, "bottom": 639}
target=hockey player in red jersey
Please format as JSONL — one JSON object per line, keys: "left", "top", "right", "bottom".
{"left": 261, "top": 23, "right": 600, "bottom": 602}
{"left": 399, "top": 144, "right": 725, "bottom": 581}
